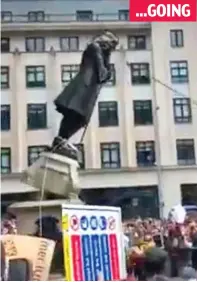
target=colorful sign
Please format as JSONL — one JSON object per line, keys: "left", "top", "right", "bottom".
{"left": 62, "top": 204, "right": 125, "bottom": 281}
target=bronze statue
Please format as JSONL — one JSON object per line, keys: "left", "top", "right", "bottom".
{"left": 51, "top": 31, "right": 118, "bottom": 159}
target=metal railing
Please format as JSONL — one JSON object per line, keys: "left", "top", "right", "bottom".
{"left": 1, "top": 12, "right": 130, "bottom": 23}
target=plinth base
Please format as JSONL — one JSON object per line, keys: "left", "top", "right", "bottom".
{"left": 21, "top": 152, "right": 80, "bottom": 197}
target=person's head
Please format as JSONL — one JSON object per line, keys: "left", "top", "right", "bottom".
{"left": 144, "top": 247, "right": 168, "bottom": 277}
{"left": 94, "top": 31, "right": 118, "bottom": 50}
{"left": 180, "top": 266, "right": 197, "bottom": 281}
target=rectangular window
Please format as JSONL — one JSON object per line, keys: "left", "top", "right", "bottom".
{"left": 28, "top": 146, "right": 47, "bottom": 166}
{"left": 27, "top": 104, "right": 47, "bottom": 130}
{"left": 128, "top": 36, "right": 146, "bottom": 50}
{"left": 100, "top": 142, "right": 121, "bottom": 168}
{"left": 75, "top": 143, "right": 85, "bottom": 169}
{"left": 26, "top": 66, "right": 45, "bottom": 88}
{"left": 76, "top": 10, "right": 93, "bottom": 21}
{"left": 1, "top": 38, "right": 10, "bottom": 52}
{"left": 1, "top": 11, "right": 12, "bottom": 22}
{"left": 1, "top": 66, "right": 9, "bottom": 89}
{"left": 1, "top": 105, "right": 10, "bottom": 131}
{"left": 98, "top": 101, "right": 119, "bottom": 127}
{"left": 170, "top": 29, "right": 184, "bottom": 47}
{"left": 134, "top": 100, "right": 153, "bottom": 125}
{"left": 130, "top": 63, "right": 150, "bottom": 85}
{"left": 1, "top": 147, "right": 11, "bottom": 174}
{"left": 60, "top": 37, "right": 79, "bottom": 51}
{"left": 173, "top": 98, "right": 192, "bottom": 123}
{"left": 61, "top": 65, "right": 79, "bottom": 86}
{"left": 176, "top": 139, "right": 195, "bottom": 165}
{"left": 118, "top": 10, "right": 129, "bottom": 20}
{"left": 105, "top": 64, "right": 116, "bottom": 86}
{"left": 136, "top": 141, "right": 155, "bottom": 166}
{"left": 170, "top": 61, "right": 188, "bottom": 83}
{"left": 28, "top": 11, "right": 45, "bottom": 22}
{"left": 25, "top": 37, "right": 45, "bottom": 52}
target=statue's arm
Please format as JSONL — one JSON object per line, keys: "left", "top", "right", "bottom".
{"left": 88, "top": 42, "right": 111, "bottom": 83}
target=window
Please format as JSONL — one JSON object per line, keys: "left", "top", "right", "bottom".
{"left": 60, "top": 37, "right": 79, "bottom": 51}
{"left": 1, "top": 11, "right": 12, "bottom": 22}
{"left": 176, "top": 139, "right": 195, "bottom": 165}
{"left": 28, "top": 146, "right": 47, "bottom": 166}
{"left": 173, "top": 98, "right": 192, "bottom": 123}
{"left": 105, "top": 64, "right": 116, "bottom": 86}
{"left": 100, "top": 142, "right": 121, "bottom": 168}
{"left": 170, "top": 61, "right": 188, "bottom": 83}
{"left": 27, "top": 104, "right": 47, "bottom": 130}
{"left": 25, "top": 37, "right": 45, "bottom": 52}
{"left": 61, "top": 65, "right": 79, "bottom": 86}
{"left": 170, "top": 29, "right": 184, "bottom": 47}
{"left": 1, "top": 105, "right": 10, "bottom": 131}
{"left": 75, "top": 144, "right": 85, "bottom": 169}
{"left": 130, "top": 63, "right": 150, "bottom": 85}
{"left": 1, "top": 148, "right": 11, "bottom": 174}
{"left": 98, "top": 101, "right": 119, "bottom": 127}
{"left": 136, "top": 141, "right": 155, "bottom": 166}
{"left": 76, "top": 10, "right": 93, "bottom": 21}
{"left": 118, "top": 10, "right": 129, "bottom": 20}
{"left": 128, "top": 36, "right": 146, "bottom": 50}
{"left": 1, "top": 38, "right": 10, "bottom": 52}
{"left": 1, "top": 66, "right": 9, "bottom": 89}
{"left": 26, "top": 66, "right": 45, "bottom": 88}
{"left": 28, "top": 11, "right": 45, "bottom": 22}
{"left": 134, "top": 100, "right": 153, "bottom": 125}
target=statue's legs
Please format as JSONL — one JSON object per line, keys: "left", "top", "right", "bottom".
{"left": 51, "top": 110, "right": 86, "bottom": 159}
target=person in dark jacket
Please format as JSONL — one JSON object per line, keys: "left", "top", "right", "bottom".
{"left": 51, "top": 31, "right": 118, "bottom": 159}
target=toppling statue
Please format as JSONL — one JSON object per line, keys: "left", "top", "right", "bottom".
{"left": 50, "top": 31, "right": 118, "bottom": 159}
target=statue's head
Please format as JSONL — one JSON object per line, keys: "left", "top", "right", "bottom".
{"left": 94, "top": 31, "right": 119, "bottom": 50}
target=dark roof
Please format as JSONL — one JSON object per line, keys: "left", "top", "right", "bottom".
{"left": 2, "top": 0, "right": 128, "bottom": 15}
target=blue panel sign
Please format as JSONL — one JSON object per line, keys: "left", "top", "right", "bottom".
{"left": 100, "top": 234, "right": 112, "bottom": 281}
{"left": 80, "top": 216, "right": 89, "bottom": 231}
{"left": 91, "top": 235, "right": 102, "bottom": 280}
{"left": 81, "top": 235, "right": 93, "bottom": 281}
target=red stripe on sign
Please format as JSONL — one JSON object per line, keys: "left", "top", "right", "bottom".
{"left": 109, "top": 234, "right": 120, "bottom": 280}
{"left": 71, "top": 235, "right": 84, "bottom": 281}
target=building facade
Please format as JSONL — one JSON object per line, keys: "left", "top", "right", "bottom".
{"left": 1, "top": 0, "right": 197, "bottom": 218}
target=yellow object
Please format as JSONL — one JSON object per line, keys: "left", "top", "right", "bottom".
{"left": 62, "top": 214, "right": 69, "bottom": 232}
{"left": 63, "top": 235, "right": 72, "bottom": 281}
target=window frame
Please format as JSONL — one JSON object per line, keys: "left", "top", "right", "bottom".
{"left": 133, "top": 100, "right": 153, "bottom": 125}
{"left": 27, "top": 103, "right": 47, "bottom": 130}
{"left": 1, "top": 105, "right": 10, "bottom": 131}
{"left": 28, "top": 11, "right": 45, "bottom": 22}
{"left": 26, "top": 66, "right": 46, "bottom": 88}
{"left": 130, "top": 63, "right": 150, "bottom": 85}
{"left": 76, "top": 10, "right": 93, "bottom": 21}
{"left": 75, "top": 143, "right": 85, "bottom": 169}
{"left": 60, "top": 37, "right": 79, "bottom": 51}
{"left": 128, "top": 35, "right": 146, "bottom": 50}
{"left": 170, "top": 29, "right": 184, "bottom": 48}
{"left": 176, "top": 139, "right": 195, "bottom": 165}
{"left": 28, "top": 145, "right": 47, "bottom": 166}
{"left": 1, "top": 38, "right": 10, "bottom": 52}
{"left": 170, "top": 60, "right": 189, "bottom": 83}
{"left": 61, "top": 64, "right": 79, "bottom": 86}
{"left": 173, "top": 98, "right": 192, "bottom": 123}
{"left": 1, "top": 147, "right": 11, "bottom": 174}
{"left": 118, "top": 10, "right": 129, "bottom": 20}
{"left": 100, "top": 142, "right": 121, "bottom": 169}
{"left": 1, "top": 11, "right": 12, "bottom": 22}
{"left": 1, "top": 66, "right": 9, "bottom": 89}
{"left": 98, "top": 101, "right": 119, "bottom": 127}
{"left": 136, "top": 141, "right": 155, "bottom": 167}
{"left": 25, "top": 37, "right": 45, "bottom": 52}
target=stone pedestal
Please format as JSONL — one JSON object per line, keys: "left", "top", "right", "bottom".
{"left": 21, "top": 152, "right": 80, "bottom": 197}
